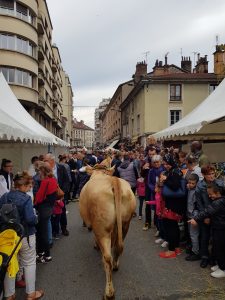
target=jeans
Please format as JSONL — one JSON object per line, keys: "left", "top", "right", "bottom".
{"left": 4, "top": 235, "right": 36, "bottom": 297}
{"left": 199, "top": 222, "right": 211, "bottom": 259}
{"left": 138, "top": 196, "right": 145, "bottom": 216}
{"left": 188, "top": 223, "right": 199, "bottom": 254}
{"left": 51, "top": 214, "right": 61, "bottom": 235}
{"left": 163, "top": 218, "right": 180, "bottom": 251}
{"left": 36, "top": 216, "right": 51, "bottom": 257}
{"left": 212, "top": 229, "right": 225, "bottom": 270}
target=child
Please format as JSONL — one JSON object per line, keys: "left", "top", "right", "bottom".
{"left": 185, "top": 173, "right": 200, "bottom": 261}
{"left": 51, "top": 199, "right": 64, "bottom": 239}
{"left": 136, "top": 177, "right": 145, "bottom": 220}
{"left": 148, "top": 180, "right": 167, "bottom": 247}
{"left": 189, "top": 183, "right": 225, "bottom": 278}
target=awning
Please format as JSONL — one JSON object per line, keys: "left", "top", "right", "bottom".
{"left": 0, "top": 72, "right": 69, "bottom": 146}
{"left": 105, "top": 139, "right": 120, "bottom": 150}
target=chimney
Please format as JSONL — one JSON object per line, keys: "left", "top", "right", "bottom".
{"left": 213, "top": 44, "right": 225, "bottom": 75}
{"left": 133, "top": 61, "right": 147, "bottom": 83}
{"left": 181, "top": 56, "right": 192, "bottom": 73}
{"left": 195, "top": 54, "right": 208, "bottom": 73}
{"left": 152, "top": 59, "right": 169, "bottom": 75}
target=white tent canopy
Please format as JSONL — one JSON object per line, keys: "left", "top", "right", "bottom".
{"left": 0, "top": 72, "right": 69, "bottom": 146}
{"left": 153, "top": 78, "right": 225, "bottom": 141}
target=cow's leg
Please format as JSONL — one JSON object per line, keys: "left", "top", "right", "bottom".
{"left": 112, "top": 243, "right": 121, "bottom": 271}
{"left": 98, "top": 236, "right": 115, "bottom": 300}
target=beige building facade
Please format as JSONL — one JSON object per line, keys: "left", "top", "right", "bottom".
{"left": 100, "top": 81, "right": 133, "bottom": 146}
{"left": 72, "top": 119, "right": 94, "bottom": 149}
{"left": 0, "top": 0, "right": 73, "bottom": 141}
{"left": 121, "top": 51, "right": 225, "bottom": 146}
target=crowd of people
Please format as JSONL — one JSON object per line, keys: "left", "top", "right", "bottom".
{"left": 0, "top": 138, "right": 225, "bottom": 299}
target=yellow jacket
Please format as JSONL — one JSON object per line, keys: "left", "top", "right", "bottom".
{"left": 0, "top": 229, "right": 21, "bottom": 278}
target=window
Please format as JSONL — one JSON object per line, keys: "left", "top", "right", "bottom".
{"left": 209, "top": 84, "right": 218, "bottom": 94}
{"left": 170, "top": 110, "right": 181, "bottom": 125}
{"left": 137, "top": 114, "right": 140, "bottom": 134}
{"left": 0, "top": 34, "right": 7, "bottom": 48}
{"left": 0, "top": 0, "right": 14, "bottom": 15}
{"left": 0, "top": 67, "right": 33, "bottom": 87}
{"left": 170, "top": 84, "right": 182, "bottom": 101}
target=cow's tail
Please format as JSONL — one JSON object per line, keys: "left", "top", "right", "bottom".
{"left": 112, "top": 176, "right": 123, "bottom": 253}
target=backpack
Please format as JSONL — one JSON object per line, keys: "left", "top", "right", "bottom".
{"left": 0, "top": 195, "right": 24, "bottom": 236}
{"left": 0, "top": 202, "right": 20, "bottom": 225}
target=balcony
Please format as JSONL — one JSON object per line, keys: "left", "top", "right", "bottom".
{"left": 38, "top": 96, "right": 46, "bottom": 111}
{"left": 38, "top": 72, "right": 45, "bottom": 86}
{"left": 52, "top": 78, "right": 57, "bottom": 90}
{"left": 52, "top": 62, "right": 57, "bottom": 73}
{"left": 37, "top": 14, "right": 44, "bottom": 35}
{"left": 38, "top": 44, "right": 44, "bottom": 60}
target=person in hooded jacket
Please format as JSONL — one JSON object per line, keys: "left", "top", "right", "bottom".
{"left": 195, "top": 164, "right": 224, "bottom": 268}
{"left": 189, "top": 183, "right": 225, "bottom": 278}
{"left": 117, "top": 154, "right": 138, "bottom": 194}
{"left": 159, "top": 154, "right": 187, "bottom": 259}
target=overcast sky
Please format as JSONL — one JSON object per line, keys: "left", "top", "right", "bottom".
{"left": 47, "top": 0, "right": 225, "bottom": 128}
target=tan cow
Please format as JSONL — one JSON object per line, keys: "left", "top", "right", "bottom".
{"left": 79, "top": 165, "right": 136, "bottom": 299}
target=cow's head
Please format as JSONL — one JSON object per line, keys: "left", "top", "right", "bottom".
{"left": 84, "top": 164, "right": 115, "bottom": 176}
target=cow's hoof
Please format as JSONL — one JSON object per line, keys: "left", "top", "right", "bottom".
{"left": 113, "top": 261, "right": 119, "bottom": 271}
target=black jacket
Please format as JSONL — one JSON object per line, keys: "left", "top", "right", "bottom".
{"left": 163, "top": 168, "right": 187, "bottom": 215}
{"left": 195, "top": 179, "right": 224, "bottom": 212}
{"left": 194, "top": 196, "right": 225, "bottom": 230}
{"left": 57, "top": 163, "right": 70, "bottom": 193}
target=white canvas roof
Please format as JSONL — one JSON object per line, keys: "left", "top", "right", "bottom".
{"left": 0, "top": 73, "right": 69, "bottom": 146}
{"left": 153, "top": 78, "right": 225, "bottom": 141}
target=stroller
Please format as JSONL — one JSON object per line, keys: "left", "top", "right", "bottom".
{"left": 0, "top": 221, "right": 24, "bottom": 298}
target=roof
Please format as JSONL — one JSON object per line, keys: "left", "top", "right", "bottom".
{"left": 73, "top": 120, "right": 94, "bottom": 131}
{"left": 153, "top": 78, "right": 225, "bottom": 141}
{"left": 0, "top": 73, "right": 68, "bottom": 146}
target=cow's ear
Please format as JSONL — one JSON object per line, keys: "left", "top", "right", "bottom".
{"left": 106, "top": 165, "right": 115, "bottom": 176}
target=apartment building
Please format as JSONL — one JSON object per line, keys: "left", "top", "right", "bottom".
{"left": 100, "top": 81, "right": 133, "bottom": 146}
{"left": 120, "top": 49, "right": 225, "bottom": 146}
{"left": 94, "top": 98, "right": 110, "bottom": 148}
{"left": 72, "top": 119, "right": 94, "bottom": 149}
{"left": 0, "top": 0, "right": 73, "bottom": 141}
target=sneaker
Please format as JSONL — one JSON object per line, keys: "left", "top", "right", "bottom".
{"left": 142, "top": 223, "right": 150, "bottom": 231}
{"left": 185, "top": 253, "right": 201, "bottom": 261}
{"left": 155, "top": 238, "right": 164, "bottom": 244}
{"left": 200, "top": 258, "right": 209, "bottom": 268}
{"left": 211, "top": 268, "right": 225, "bottom": 278}
{"left": 138, "top": 216, "right": 142, "bottom": 220}
{"left": 36, "top": 256, "right": 47, "bottom": 264}
{"left": 53, "top": 234, "right": 60, "bottom": 240}
{"left": 161, "top": 241, "right": 168, "bottom": 248}
{"left": 175, "top": 248, "right": 182, "bottom": 256}
{"left": 154, "top": 230, "right": 160, "bottom": 237}
{"left": 16, "top": 279, "right": 26, "bottom": 288}
{"left": 62, "top": 229, "right": 69, "bottom": 236}
{"left": 211, "top": 265, "right": 219, "bottom": 272}
{"left": 159, "top": 251, "right": 176, "bottom": 258}
{"left": 43, "top": 256, "right": 52, "bottom": 263}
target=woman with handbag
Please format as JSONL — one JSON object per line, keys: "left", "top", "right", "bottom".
{"left": 159, "top": 154, "right": 187, "bottom": 259}
{"left": 34, "top": 163, "right": 57, "bottom": 263}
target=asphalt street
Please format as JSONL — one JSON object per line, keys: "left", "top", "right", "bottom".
{"left": 17, "top": 201, "right": 225, "bottom": 300}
